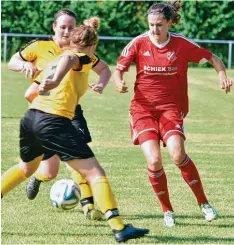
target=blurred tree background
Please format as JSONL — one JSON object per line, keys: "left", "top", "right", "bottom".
{"left": 1, "top": 0, "right": 234, "bottom": 66}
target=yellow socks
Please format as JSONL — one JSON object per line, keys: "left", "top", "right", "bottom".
{"left": 66, "top": 165, "right": 95, "bottom": 213}
{"left": 71, "top": 170, "right": 93, "bottom": 200}
{"left": 1, "top": 164, "right": 27, "bottom": 197}
{"left": 91, "top": 176, "right": 124, "bottom": 231}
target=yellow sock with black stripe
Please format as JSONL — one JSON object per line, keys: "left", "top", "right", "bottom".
{"left": 1, "top": 164, "right": 27, "bottom": 197}
{"left": 66, "top": 165, "right": 95, "bottom": 213}
{"left": 91, "top": 176, "right": 124, "bottom": 231}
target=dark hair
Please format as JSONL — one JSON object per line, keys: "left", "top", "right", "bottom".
{"left": 54, "top": 9, "right": 77, "bottom": 22}
{"left": 147, "top": 1, "right": 182, "bottom": 25}
{"left": 70, "top": 17, "right": 100, "bottom": 47}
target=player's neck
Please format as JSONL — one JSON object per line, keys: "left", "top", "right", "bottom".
{"left": 149, "top": 32, "right": 170, "bottom": 48}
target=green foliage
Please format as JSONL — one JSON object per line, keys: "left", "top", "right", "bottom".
{"left": 1, "top": 0, "right": 234, "bottom": 66}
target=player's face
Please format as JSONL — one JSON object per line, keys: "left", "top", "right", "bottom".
{"left": 148, "top": 14, "right": 172, "bottom": 43}
{"left": 53, "top": 15, "right": 76, "bottom": 47}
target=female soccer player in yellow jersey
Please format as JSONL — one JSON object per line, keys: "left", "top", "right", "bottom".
{"left": 7, "top": 9, "right": 110, "bottom": 220}
{"left": 1, "top": 17, "right": 149, "bottom": 243}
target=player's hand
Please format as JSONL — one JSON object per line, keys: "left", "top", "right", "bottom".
{"left": 38, "top": 79, "right": 59, "bottom": 92}
{"left": 21, "top": 62, "right": 42, "bottom": 79}
{"left": 89, "top": 83, "right": 104, "bottom": 94}
{"left": 219, "top": 77, "right": 233, "bottom": 94}
{"left": 115, "top": 80, "right": 128, "bottom": 93}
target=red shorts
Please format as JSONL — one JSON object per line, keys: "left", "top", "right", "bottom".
{"left": 129, "top": 108, "right": 186, "bottom": 146}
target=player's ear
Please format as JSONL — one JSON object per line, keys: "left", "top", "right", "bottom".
{"left": 52, "top": 22, "right": 56, "bottom": 32}
{"left": 168, "top": 19, "right": 173, "bottom": 27}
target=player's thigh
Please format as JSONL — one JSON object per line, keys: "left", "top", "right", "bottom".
{"left": 19, "top": 155, "right": 44, "bottom": 177}
{"left": 66, "top": 157, "right": 105, "bottom": 182}
{"left": 40, "top": 155, "right": 61, "bottom": 178}
{"left": 140, "top": 139, "right": 162, "bottom": 170}
{"left": 167, "top": 135, "right": 186, "bottom": 164}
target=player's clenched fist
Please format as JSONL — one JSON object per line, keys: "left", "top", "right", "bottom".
{"left": 115, "top": 80, "right": 128, "bottom": 93}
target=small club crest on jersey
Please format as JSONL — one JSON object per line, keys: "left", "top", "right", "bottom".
{"left": 143, "top": 51, "right": 151, "bottom": 56}
{"left": 167, "top": 51, "right": 177, "bottom": 61}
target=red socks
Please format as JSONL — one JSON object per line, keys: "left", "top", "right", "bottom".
{"left": 148, "top": 168, "right": 173, "bottom": 212}
{"left": 177, "top": 155, "right": 208, "bottom": 205}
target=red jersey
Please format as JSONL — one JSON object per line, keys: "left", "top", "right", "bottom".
{"left": 116, "top": 32, "right": 212, "bottom": 117}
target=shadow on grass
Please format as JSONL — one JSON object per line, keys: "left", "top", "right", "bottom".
{"left": 2, "top": 231, "right": 234, "bottom": 244}
{"left": 123, "top": 214, "right": 234, "bottom": 228}
{"left": 147, "top": 234, "right": 234, "bottom": 244}
{"left": 124, "top": 213, "right": 234, "bottom": 220}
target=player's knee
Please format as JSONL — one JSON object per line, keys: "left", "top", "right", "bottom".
{"left": 170, "top": 152, "right": 186, "bottom": 165}
{"left": 147, "top": 157, "right": 162, "bottom": 171}
{"left": 85, "top": 166, "right": 106, "bottom": 183}
{"left": 43, "top": 170, "right": 58, "bottom": 180}
{"left": 19, "top": 161, "right": 37, "bottom": 178}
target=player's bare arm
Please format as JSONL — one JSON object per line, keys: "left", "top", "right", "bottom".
{"left": 39, "top": 53, "right": 79, "bottom": 92}
{"left": 208, "top": 54, "right": 233, "bottom": 93}
{"left": 90, "top": 59, "right": 111, "bottom": 94}
{"left": 25, "top": 83, "right": 39, "bottom": 103}
{"left": 8, "top": 52, "right": 42, "bottom": 79}
{"left": 112, "top": 70, "right": 128, "bottom": 93}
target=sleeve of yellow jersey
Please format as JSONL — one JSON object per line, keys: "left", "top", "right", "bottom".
{"left": 91, "top": 54, "right": 100, "bottom": 67}
{"left": 19, "top": 40, "right": 39, "bottom": 62}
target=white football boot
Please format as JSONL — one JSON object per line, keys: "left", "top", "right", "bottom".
{"left": 164, "top": 210, "right": 176, "bottom": 227}
{"left": 201, "top": 203, "right": 218, "bottom": 222}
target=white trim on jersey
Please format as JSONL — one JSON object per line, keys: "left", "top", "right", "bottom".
{"left": 163, "top": 129, "right": 185, "bottom": 140}
{"left": 149, "top": 32, "right": 171, "bottom": 49}
{"left": 121, "top": 32, "right": 148, "bottom": 57}
{"left": 170, "top": 32, "right": 201, "bottom": 48}
{"left": 133, "top": 128, "right": 158, "bottom": 142}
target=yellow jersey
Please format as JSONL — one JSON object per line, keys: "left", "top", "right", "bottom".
{"left": 30, "top": 51, "right": 99, "bottom": 120}
{"left": 19, "top": 37, "right": 62, "bottom": 83}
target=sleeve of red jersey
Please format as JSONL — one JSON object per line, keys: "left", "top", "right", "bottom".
{"left": 116, "top": 39, "right": 137, "bottom": 72}
{"left": 185, "top": 39, "right": 212, "bottom": 64}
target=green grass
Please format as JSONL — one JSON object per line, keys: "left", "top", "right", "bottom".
{"left": 1, "top": 64, "right": 234, "bottom": 244}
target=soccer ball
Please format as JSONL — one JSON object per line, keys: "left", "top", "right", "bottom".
{"left": 50, "top": 179, "right": 81, "bottom": 210}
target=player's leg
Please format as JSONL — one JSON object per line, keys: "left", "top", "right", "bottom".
{"left": 70, "top": 104, "right": 103, "bottom": 220}
{"left": 162, "top": 110, "right": 217, "bottom": 222}
{"left": 50, "top": 120, "right": 149, "bottom": 242}
{"left": 26, "top": 154, "right": 60, "bottom": 200}
{"left": 2, "top": 157, "right": 43, "bottom": 197}
{"left": 66, "top": 164, "right": 103, "bottom": 220}
{"left": 2, "top": 109, "right": 44, "bottom": 197}
{"left": 67, "top": 157, "right": 149, "bottom": 242}
{"left": 130, "top": 109, "right": 174, "bottom": 227}
{"left": 140, "top": 137, "right": 174, "bottom": 227}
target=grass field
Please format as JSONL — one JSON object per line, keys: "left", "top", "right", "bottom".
{"left": 1, "top": 64, "right": 234, "bottom": 244}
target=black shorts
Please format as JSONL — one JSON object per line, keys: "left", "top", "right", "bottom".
{"left": 73, "top": 104, "right": 92, "bottom": 144}
{"left": 42, "top": 104, "right": 92, "bottom": 161}
{"left": 20, "top": 109, "right": 94, "bottom": 163}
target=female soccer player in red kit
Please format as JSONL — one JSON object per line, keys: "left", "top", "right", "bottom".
{"left": 113, "top": 1, "right": 233, "bottom": 227}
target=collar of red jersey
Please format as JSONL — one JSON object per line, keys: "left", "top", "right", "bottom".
{"left": 148, "top": 31, "right": 171, "bottom": 49}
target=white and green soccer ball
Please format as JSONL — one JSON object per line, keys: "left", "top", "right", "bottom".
{"left": 50, "top": 179, "right": 81, "bottom": 210}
